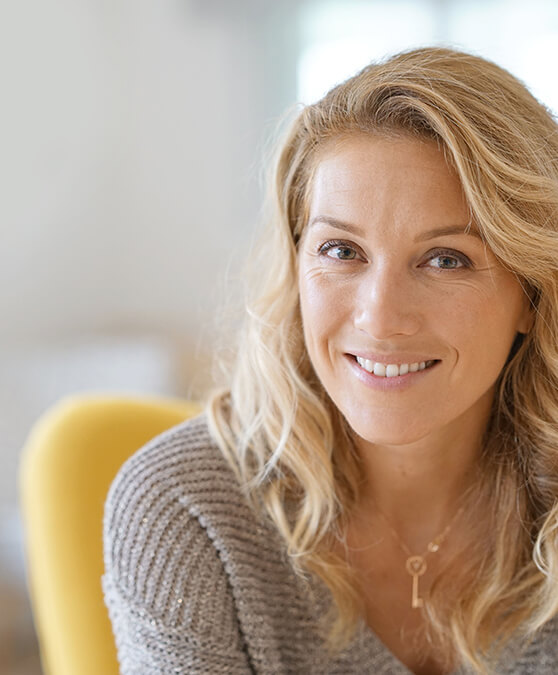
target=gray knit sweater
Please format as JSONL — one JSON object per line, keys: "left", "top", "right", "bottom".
{"left": 103, "top": 414, "right": 558, "bottom": 674}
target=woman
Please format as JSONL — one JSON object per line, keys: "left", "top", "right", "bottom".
{"left": 103, "top": 48, "right": 558, "bottom": 674}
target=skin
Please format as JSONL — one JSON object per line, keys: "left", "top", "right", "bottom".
{"left": 297, "top": 134, "right": 533, "bottom": 674}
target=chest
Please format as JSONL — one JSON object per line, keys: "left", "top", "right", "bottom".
{"left": 342, "top": 536, "right": 458, "bottom": 675}
{"left": 359, "top": 571, "right": 452, "bottom": 675}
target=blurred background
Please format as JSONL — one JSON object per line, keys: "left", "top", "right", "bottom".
{"left": 2, "top": 0, "right": 558, "bottom": 672}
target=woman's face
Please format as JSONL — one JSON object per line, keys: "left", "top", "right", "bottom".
{"left": 297, "top": 134, "right": 532, "bottom": 449}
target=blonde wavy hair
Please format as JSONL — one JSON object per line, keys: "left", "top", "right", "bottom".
{"left": 208, "top": 47, "right": 558, "bottom": 673}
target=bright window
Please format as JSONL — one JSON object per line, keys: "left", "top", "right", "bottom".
{"left": 297, "top": 0, "right": 558, "bottom": 115}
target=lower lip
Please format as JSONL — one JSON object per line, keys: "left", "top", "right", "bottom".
{"left": 346, "top": 355, "right": 440, "bottom": 391}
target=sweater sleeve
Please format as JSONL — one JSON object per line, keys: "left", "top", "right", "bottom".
{"left": 102, "top": 429, "right": 253, "bottom": 674}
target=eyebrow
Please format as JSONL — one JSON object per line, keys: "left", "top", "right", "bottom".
{"left": 307, "top": 216, "right": 481, "bottom": 241}
{"left": 307, "top": 215, "right": 366, "bottom": 236}
{"left": 415, "top": 225, "right": 481, "bottom": 241}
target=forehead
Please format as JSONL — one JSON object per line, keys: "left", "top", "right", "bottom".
{"left": 311, "top": 133, "right": 460, "bottom": 199}
{"left": 306, "top": 133, "right": 470, "bottom": 237}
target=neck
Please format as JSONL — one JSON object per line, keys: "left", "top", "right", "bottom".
{"left": 354, "top": 413, "right": 484, "bottom": 549}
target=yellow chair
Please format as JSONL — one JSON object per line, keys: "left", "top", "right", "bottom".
{"left": 19, "top": 394, "right": 201, "bottom": 675}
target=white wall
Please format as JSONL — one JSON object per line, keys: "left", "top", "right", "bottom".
{"left": 1, "top": 0, "right": 298, "bottom": 347}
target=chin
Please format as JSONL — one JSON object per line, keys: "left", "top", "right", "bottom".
{"left": 343, "top": 410, "right": 434, "bottom": 449}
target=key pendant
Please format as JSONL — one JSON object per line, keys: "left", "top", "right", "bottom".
{"left": 406, "top": 555, "right": 427, "bottom": 609}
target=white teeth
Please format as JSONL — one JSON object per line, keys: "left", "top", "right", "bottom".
{"left": 373, "top": 362, "right": 386, "bottom": 376}
{"left": 355, "top": 356, "right": 435, "bottom": 377}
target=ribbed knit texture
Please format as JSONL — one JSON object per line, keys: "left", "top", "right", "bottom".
{"left": 103, "top": 414, "right": 558, "bottom": 674}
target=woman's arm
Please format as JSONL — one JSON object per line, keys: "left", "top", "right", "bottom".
{"left": 102, "top": 445, "right": 253, "bottom": 674}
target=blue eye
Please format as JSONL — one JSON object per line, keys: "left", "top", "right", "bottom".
{"left": 426, "top": 249, "right": 472, "bottom": 270}
{"left": 319, "top": 240, "right": 359, "bottom": 260}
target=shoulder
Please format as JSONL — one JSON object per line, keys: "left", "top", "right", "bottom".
{"left": 504, "top": 616, "right": 558, "bottom": 673}
{"left": 105, "top": 411, "right": 235, "bottom": 497}
{"left": 104, "top": 412, "right": 246, "bottom": 528}
{"left": 103, "top": 413, "right": 259, "bottom": 592}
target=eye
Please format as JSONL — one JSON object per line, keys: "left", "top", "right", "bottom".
{"left": 424, "top": 249, "right": 472, "bottom": 270}
{"left": 319, "top": 240, "right": 360, "bottom": 261}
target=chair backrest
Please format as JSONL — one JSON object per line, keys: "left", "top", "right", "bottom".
{"left": 19, "top": 394, "right": 202, "bottom": 675}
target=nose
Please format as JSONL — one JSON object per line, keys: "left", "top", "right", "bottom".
{"left": 353, "top": 262, "right": 422, "bottom": 339}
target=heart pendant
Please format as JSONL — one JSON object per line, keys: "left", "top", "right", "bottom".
{"left": 406, "top": 555, "right": 427, "bottom": 576}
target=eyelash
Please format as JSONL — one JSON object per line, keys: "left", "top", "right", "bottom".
{"left": 317, "top": 240, "right": 474, "bottom": 270}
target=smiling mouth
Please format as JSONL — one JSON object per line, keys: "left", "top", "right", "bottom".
{"left": 354, "top": 356, "right": 439, "bottom": 378}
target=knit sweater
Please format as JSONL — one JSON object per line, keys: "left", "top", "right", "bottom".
{"left": 103, "top": 414, "right": 558, "bottom": 674}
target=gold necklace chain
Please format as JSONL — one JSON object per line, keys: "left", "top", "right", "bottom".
{"left": 375, "top": 503, "right": 465, "bottom": 609}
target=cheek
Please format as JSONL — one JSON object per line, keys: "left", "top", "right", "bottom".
{"left": 299, "top": 273, "right": 350, "bottom": 356}
{"left": 445, "top": 291, "right": 523, "bottom": 374}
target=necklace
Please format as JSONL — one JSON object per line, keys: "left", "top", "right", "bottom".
{"left": 375, "top": 504, "right": 465, "bottom": 609}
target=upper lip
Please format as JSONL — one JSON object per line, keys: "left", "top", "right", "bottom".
{"left": 348, "top": 352, "right": 439, "bottom": 365}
